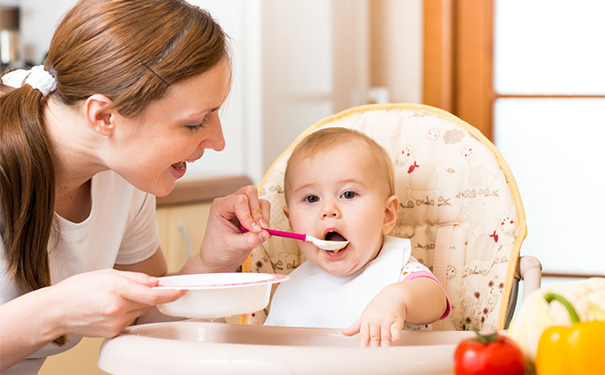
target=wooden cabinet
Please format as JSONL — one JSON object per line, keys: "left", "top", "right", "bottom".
{"left": 156, "top": 202, "right": 211, "bottom": 272}
{"left": 155, "top": 175, "right": 252, "bottom": 272}
{"left": 40, "top": 338, "right": 108, "bottom": 375}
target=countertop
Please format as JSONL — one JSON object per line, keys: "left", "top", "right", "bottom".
{"left": 156, "top": 175, "right": 253, "bottom": 207}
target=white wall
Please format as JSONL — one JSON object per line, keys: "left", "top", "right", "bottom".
{"left": 17, "top": 0, "right": 423, "bottom": 185}
{"left": 370, "top": 0, "right": 423, "bottom": 104}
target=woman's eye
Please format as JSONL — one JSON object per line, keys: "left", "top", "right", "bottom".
{"left": 188, "top": 119, "right": 207, "bottom": 132}
{"left": 341, "top": 191, "right": 357, "bottom": 199}
{"left": 304, "top": 195, "right": 319, "bottom": 203}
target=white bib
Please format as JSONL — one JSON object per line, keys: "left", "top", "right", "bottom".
{"left": 265, "top": 236, "right": 411, "bottom": 329}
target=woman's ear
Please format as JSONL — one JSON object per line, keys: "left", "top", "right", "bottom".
{"left": 85, "top": 94, "right": 115, "bottom": 136}
{"left": 283, "top": 206, "right": 290, "bottom": 220}
{"left": 382, "top": 194, "right": 399, "bottom": 235}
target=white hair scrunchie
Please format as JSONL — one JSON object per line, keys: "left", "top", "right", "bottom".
{"left": 1, "top": 65, "right": 57, "bottom": 96}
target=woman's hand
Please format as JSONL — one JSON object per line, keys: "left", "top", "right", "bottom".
{"left": 192, "top": 185, "right": 271, "bottom": 273}
{"left": 51, "top": 269, "right": 185, "bottom": 338}
{"left": 342, "top": 284, "right": 407, "bottom": 347}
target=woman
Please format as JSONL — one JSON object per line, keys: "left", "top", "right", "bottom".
{"left": 0, "top": 0, "right": 269, "bottom": 373}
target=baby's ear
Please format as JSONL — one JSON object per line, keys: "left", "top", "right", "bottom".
{"left": 382, "top": 195, "right": 399, "bottom": 235}
{"left": 282, "top": 206, "right": 290, "bottom": 220}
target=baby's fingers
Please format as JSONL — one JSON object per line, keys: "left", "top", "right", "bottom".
{"left": 389, "top": 321, "right": 402, "bottom": 344}
{"left": 368, "top": 323, "right": 383, "bottom": 347}
{"left": 342, "top": 319, "right": 361, "bottom": 337}
{"left": 378, "top": 321, "right": 403, "bottom": 347}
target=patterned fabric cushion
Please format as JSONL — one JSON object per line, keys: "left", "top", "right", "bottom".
{"left": 243, "top": 103, "right": 526, "bottom": 331}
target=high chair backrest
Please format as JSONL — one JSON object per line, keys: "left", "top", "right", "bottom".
{"left": 242, "top": 103, "right": 527, "bottom": 331}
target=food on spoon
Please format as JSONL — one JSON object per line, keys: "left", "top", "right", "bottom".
{"left": 324, "top": 231, "right": 348, "bottom": 253}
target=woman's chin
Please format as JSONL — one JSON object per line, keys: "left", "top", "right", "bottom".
{"left": 147, "top": 176, "right": 177, "bottom": 197}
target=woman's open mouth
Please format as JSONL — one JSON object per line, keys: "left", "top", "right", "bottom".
{"left": 172, "top": 161, "right": 186, "bottom": 171}
{"left": 170, "top": 161, "right": 188, "bottom": 179}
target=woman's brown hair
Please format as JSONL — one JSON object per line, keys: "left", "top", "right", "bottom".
{"left": 0, "top": 0, "right": 228, "bottom": 345}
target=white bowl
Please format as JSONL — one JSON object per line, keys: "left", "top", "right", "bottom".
{"left": 154, "top": 273, "right": 288, "bottom": 318}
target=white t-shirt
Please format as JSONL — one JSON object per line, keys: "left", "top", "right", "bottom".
{"left": 0, "top": 170, "right": 160, "bottom": 375}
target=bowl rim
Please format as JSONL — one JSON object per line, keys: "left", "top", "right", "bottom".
{"left": 153, "top": 272, "right": 289, "bottom": 290}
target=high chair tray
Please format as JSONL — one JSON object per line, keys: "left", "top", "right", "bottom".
{"left": 98, "top": 321, "right": 475, "bottom": 375}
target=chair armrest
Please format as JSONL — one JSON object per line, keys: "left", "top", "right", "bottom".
{"left": 515, "top": 255, "right": 542, "bottom": 299}
{"left": 504, "top": 255, "right": 543, "bottom": 328}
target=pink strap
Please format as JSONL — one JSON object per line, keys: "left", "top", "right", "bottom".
{"left": 433, "top": 225, "right": 454, "bottom": 287}
{"left": 403, "top": 271, "right": 451, "bottom": 320}
{"left": 432, "top": 224, "right": 456, "bottom": 328}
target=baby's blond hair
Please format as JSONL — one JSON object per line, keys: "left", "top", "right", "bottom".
{"left": 284, "top": 127, "right": 395, "bottom": 203}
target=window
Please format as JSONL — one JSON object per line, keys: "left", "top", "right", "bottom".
{"left": 423, "top": 0, "right": 605, "bottom": 281}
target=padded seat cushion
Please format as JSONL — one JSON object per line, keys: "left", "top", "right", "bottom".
{"left": 244, "top": 103, "right": 526, "bottom": 331}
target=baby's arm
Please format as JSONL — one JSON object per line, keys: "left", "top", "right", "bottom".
{"left": 342, "top": 274, "right": 448, "bottom": 347}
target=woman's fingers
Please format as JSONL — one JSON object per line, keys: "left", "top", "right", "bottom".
{"left": 113, "top": 270, "right": 159, "bottom": 287}
{"left": 196, "top": 185, "right": 271, "bottom": 273}
{"left": 120, "top": 284, "right": 185, "bottom": 307}
{"left": 238, "top": 185, "right": 269, "bottom": 228}
{"left": 259, "top": 198, "right": 271, "bottom": 227}
{"left": 229, "top": 186, "right": 269, "bottom": 232}
{"left": 115, "top": 272, "right": 185, "bottom": 306}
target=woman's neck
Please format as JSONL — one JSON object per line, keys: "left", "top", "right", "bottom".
{"left": 44, "top": 98, "right": 104, "bottom": 222}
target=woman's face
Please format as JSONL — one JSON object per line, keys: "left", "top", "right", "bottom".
{"left": 108, "top": 59, "right": 230, "bottom": 196}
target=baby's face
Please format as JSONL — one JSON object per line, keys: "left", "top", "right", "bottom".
{"left": 284, "top": 142, "right": 396, "bottom": 276}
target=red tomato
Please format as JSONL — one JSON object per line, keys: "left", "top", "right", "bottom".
{"left": 454, "top": 331, "right": 525, "bottom": 375}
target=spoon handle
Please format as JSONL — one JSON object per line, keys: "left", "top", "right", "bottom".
{"left": 240, "top": 225, "right": 306, "bottom": 241}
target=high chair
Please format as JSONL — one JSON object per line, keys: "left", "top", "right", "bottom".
{"left": 97, "top": 103, "right": 543, "bottom": 374}
{"left": 242, "top": 103, "right": 542, "bottom": 331}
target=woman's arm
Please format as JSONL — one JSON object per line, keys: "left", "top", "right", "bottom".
{"left": 0, "top": 285, "right": 65, "bottom": 371}
{"left": 0, "top": 269, "right": 183, "bottom": 371}
{"left": 114, "top": 247, "right": 168, "bottom": 277}
{"left": 117, "top": 186, "right": 271, "bottom": 276}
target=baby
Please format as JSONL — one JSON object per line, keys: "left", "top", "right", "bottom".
{"left": 265, "top": 127, "right": 450, "bottom": 347}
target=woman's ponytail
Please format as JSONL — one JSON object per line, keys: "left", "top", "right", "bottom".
{"left": 0, "top": 83, "right": 60, "bottom": 343}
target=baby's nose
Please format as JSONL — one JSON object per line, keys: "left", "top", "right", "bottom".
{"left": 321, "top": 202, "right": 341, "bottom": 218}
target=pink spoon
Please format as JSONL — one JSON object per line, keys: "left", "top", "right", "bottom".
{"left": 240, "top": 225, "right": 348, "bottom": 251}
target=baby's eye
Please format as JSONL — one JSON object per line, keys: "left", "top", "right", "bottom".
{"left": 341, "top": 191, "right": 357, "bottom": 199}
{"left": 304, "top": 195, "right": 319, "bottom": 203}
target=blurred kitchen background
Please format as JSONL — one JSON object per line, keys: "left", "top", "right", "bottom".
{"left": 1, "top": 1, "right": 603, "bottom": 373}
{"left": 1, "top": 0, "right": 604, "bottom": 312}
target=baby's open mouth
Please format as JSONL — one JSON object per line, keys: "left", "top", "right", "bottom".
{"left": 324, "top": 231, "right": 348, "bottom": 253}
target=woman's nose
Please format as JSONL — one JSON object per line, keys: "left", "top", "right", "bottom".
{"left": 198, "top": 115, "right": 226, "bottom": 152}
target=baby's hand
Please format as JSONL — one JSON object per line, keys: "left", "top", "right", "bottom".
{"left": 342, "top": 284, "right": 407, "bottom": 347}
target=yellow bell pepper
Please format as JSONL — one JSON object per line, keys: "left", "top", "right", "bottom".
{"left": 535, "top": 292, "right": 605, "bottom": 375}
